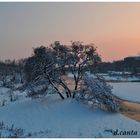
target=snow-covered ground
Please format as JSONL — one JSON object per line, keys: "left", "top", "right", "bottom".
{"left": 0, "top": 87, "right": 27, "bottom": 107}
{"left": 0, "top": 94, "right": 140, "bottom": 137}
{"left": 104, "top": 75, "right": 140, "bottom": 82}
{"left": 111, "top": 82, "right": 140, "bottom": 103}
{"left": 0, "top": 76, "right": 140, "bottom": 137}
{"left": 0, "top": 87, "right": 11, "bottom": 102}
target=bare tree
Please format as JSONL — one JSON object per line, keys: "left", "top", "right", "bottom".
{"left": 66, "top": 41, "right": 101, "bottom": 97}
{"left": 24, "top": 41, "right": 101, "bottom": 99}
{"left": 24, "top": 45, "right": 71, "bottom": 99}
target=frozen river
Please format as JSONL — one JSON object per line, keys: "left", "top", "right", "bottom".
{"left": 110, "top": 82, "right": 140, "bottom": 103}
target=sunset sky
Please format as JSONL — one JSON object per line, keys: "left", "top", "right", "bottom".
{"left": 0, "top": 2, "right": 140, "bottom": 62}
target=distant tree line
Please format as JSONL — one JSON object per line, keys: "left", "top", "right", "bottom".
{"left": 96, "top": 58, "right": 140, "bottom": 76}
{"left": 0, "top": 59, "right": 25, "bottom": 88}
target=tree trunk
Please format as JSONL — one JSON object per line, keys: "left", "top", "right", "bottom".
{"left": 47, "top": 75, "right": 64, "bottom": 100}
{"left": 66, "top": 91, "right": 69, "bottom": 98}
{"left": 59, "top": 79, "right": 72, "bottom": 97}
{"left": 73, "top": 75, "right": 79, "bottom": 98}
{"left": 74, "top": 81, "right": 78, "bottom": 90}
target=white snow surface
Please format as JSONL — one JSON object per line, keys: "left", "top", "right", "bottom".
{"left": 0, "top": 94, "right": 140, "bottom": 137}
{"left": 0, "top": 87, "right": 11, "bottom": 103}
{"left": 111, "top": 82, "right": 140, "bottom": 102}
{"left": 0, "top": 87, "right": 27, "bottom": 106}
{"left": 104, "top": 76, "right": 140, "bottom": 82}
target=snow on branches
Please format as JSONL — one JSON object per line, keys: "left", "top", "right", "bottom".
{"left": 77, "top": 73, "right": 120, "bottom": 112}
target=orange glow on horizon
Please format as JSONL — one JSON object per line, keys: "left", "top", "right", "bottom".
{"left": 0, "top": 3, "right": 140, "bottom": 62}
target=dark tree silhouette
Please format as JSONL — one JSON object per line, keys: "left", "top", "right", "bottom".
{"left": 24, "top": 41, "right": 101, "bottom": 99}
{"left": 66, "top": 41, "right": 101, "bottom": 97}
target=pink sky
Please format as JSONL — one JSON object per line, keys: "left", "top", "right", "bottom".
{"left": 0, "top": 3, "right": 140, "bottom": 62}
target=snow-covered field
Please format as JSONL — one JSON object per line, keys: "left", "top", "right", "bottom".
{"left": 0, "top": 92, "right": 140, "bottom": 137}
{"left": 0, "top": 77, "right": 140, "bottom": 137}
{"left": 111, "top": 82, "right": 140, "bottom": 103}
{"left": 104, "top": 75, "right": 140, "bottom": 82}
